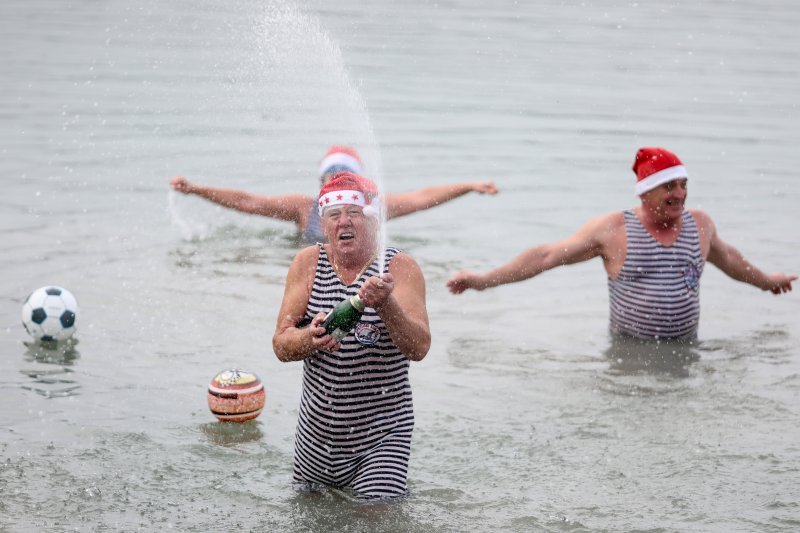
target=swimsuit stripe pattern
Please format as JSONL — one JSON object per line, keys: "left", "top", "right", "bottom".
{"left": 608, "top": 210, "right": 704, "bottom": 340}
{"left": 293, "top": 245, "right": 413, "bottom": 500}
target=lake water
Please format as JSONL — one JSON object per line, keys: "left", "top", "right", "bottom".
{"left": 2, "top": 0, "right": 799, "bottom": 531}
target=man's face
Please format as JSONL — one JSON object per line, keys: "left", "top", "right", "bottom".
{"left": 641, "top": 178, "right": 688, "bottom": 220}
{"left": 321, "top": 204, "right": 377, "bottom": 251}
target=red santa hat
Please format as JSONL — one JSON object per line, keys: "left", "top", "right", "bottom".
{"left": 318, "top": 171, "right": 380, "bottom": 217}
{"left": 632, "top": 147, "right": 688, "bottom": 196}
{"left": 318, "top": 145, "right": 363, "bottom": 177}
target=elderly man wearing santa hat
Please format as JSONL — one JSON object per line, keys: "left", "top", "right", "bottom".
{"left": 447, "top": 147, "right": 796, "bottom": 341}
{"left": 170, "top": 145, "right": 498, "bottom": 244}
{"left": 273, "top": 171, "right": 430, "bottom": 500}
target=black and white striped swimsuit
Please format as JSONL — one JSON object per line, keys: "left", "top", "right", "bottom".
{"left": 293, "top": 245, "right": 414, "bottom": 500}
{"left": 608, "top": 210, "right": 704, "bottom": 340}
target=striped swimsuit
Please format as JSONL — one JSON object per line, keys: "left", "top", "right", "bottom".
{"left": 608, "top": 210, "right": 704, "bottom": 340}
{"left": 293, "top": 245, "right": 414, "bottom": 500}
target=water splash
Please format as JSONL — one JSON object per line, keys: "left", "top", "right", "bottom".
{"left": 251, "top": 0, "right": 388, "bottom": 271}
{"left": 168, "top": 189, "right": 207, "bottom": 241}
{"left": 166, "top": 0, "right": 388, "bottom": 272}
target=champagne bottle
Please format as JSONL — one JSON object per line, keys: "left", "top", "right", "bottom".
{"left": 321, "top": 294, "right": 365, "bottom": 341}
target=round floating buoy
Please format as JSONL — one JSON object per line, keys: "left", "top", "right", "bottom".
{"left": 207, "top": 369, "right": 265, "bottom": 422}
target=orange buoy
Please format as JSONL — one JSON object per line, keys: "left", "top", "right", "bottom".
{"left": 207, "top": 369, "right": 265, "bottom": 422}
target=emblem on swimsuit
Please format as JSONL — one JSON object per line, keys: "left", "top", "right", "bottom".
{"left": 684, "top": 262, "right": 700, "bottom": 292}
{"left": 354, "top": 322, "right": 381, "bottom": 346}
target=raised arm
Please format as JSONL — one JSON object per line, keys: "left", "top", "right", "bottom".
{"left": 170, "top": 176, "right": 310, "bottom": 223}
{"left": 385, "top": 181, "right": 498, "bottom": 219}
{"left": 358, "top": 253, "right": 430, "bottom": 361}
{"left": 447, "top": 214, "right": 615, "bottom": 294}
{"left": 702, "top": 213, "right": 796, "bottom": 294}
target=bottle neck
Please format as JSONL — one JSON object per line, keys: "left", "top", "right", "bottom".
{"left": 350, "top": 294, "right": 365, "bottom": 312}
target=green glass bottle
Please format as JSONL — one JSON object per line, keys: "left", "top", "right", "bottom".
{"left": 321, "top": 294, "right": 365, "bottom": 341}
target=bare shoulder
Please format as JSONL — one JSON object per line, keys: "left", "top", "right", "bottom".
{"left": 387, "top": 251, "right": 424, "bottom": 278}
{"left": 295, "top": 243, "right": 320, "bottom": 261}
{"left": 578, "top": 211, "right": 625, "bottom": 241}
{"left": 571, "top": 211, "right": 626, "bottom": 264}
{"left": 687, "top": 208, "right": 716, "bottom": 233}
{"left": 595, "top": 211, "right": 625, "bottom": 231}
{"left": 289, "top": 244, "right": 321, "bottom": 275}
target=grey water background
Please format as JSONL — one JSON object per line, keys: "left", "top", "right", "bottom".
{"left": 2, "top": 0, "right": 799, "bottom": 530}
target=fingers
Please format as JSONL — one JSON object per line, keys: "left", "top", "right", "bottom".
{"left": 447, "top": 283, "right": 465, "bottom": 294}
{"left": 446, "top": 278, "right": 465, "bottom": 294}
{"left": 769, "top": 281, "right": 792, "bottom": 294}
{"left": 310, "top": 324, "right": 339, "bottom": 351}
{"left": 375, "top": 278, "right": 391, "bottom": 291}
{"left": 370, "top": 275, "right": 392, "bottom": 292}
{"left": 446, "top": 271, "right": 486, "bottom": 294}
{"left": 170, "top": 176, "right": 189, "bottom": 192}
{"left": 476, "top": 181, "right": 498, "bottom": 195}
{"left": 318, "top": 335, "right": 339, "bottom": 352}
{"left": 310, "top": 311, "right": 327, "bottom": 330}
{"left": 768, "top": 274, "right": 795, "bottom": 295}
{"left": 358, "top": 275, "right": 393, "bottom": 309}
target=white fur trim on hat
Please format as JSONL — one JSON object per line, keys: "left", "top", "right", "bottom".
{"left": 319, "top": 153, "right": 362, "bottom": 176}
{"left": 635, "top": 165, "right": 688, "bottom": 196}
{"left": 318, "top": 189, "right": 367, "bottom": 215}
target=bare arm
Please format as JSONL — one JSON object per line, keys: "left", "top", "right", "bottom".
{"left": 359, "top": 254, "right": 431, "bottom": 361}
{"left": 385, "top": 181, "right": 498, "bottom": 219}
{"left": 170, "top": 176, "right": 309, "bottom": 223}
{"left": 704, "top": 216, "right": 796, "bottom": 294}
{"left": 272, "top": 246, "right": 340, "bottom": 361}
{"left": 447, "top": 215, "right": 611, "bottom": 294}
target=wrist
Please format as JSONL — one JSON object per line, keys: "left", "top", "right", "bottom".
{"left": 373, "top": 293, "right": 396, "bottom": 315}
{"left": 477, "top": 273, "right": 493, "bottom": 290}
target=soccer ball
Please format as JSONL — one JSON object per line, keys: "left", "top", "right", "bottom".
{"left": 21, "top": 286, "right": 79, "bottom": 342}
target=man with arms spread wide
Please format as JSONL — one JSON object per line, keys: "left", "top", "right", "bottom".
{"left": 273, "top": 171, "right": 430, "bottom": 500}
{"left": 171, "top": 145, "right": 498, "bottom": 244}
{"left": 447, "top": 147, "right": 795, "bottom": 340}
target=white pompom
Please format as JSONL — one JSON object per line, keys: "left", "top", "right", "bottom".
{"left": 362, "top": 204, "right": 380, "bottom": 219}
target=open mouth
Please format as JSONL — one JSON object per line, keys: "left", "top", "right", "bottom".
{"left": 338, "top": 231, "right": 355, "bottom": 241}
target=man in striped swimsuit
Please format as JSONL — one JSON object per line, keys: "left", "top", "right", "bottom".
{"left": 447, "top": 147, "right": 796, "bottom": 341}
{"left": 273, "top": 172, "right": 430, "bottom": 500}
{"left": 170, "top": 145, "right": 499, "bottom": 244}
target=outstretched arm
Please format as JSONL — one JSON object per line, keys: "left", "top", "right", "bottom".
{"left": 385, "top": 181, "right": 498, "bottom": 219}
{"left": 447, "top": 215, "right": 611, "bottom": 294}
{"left": 705, "top": 218, "right": 796, "bottom": 294}
{"left": 170, "top": 176, "right": 309, "bottom": 223}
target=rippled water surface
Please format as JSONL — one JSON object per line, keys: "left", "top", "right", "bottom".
{"left": 2, "top": 0, "right": 799, "bottom": 531}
